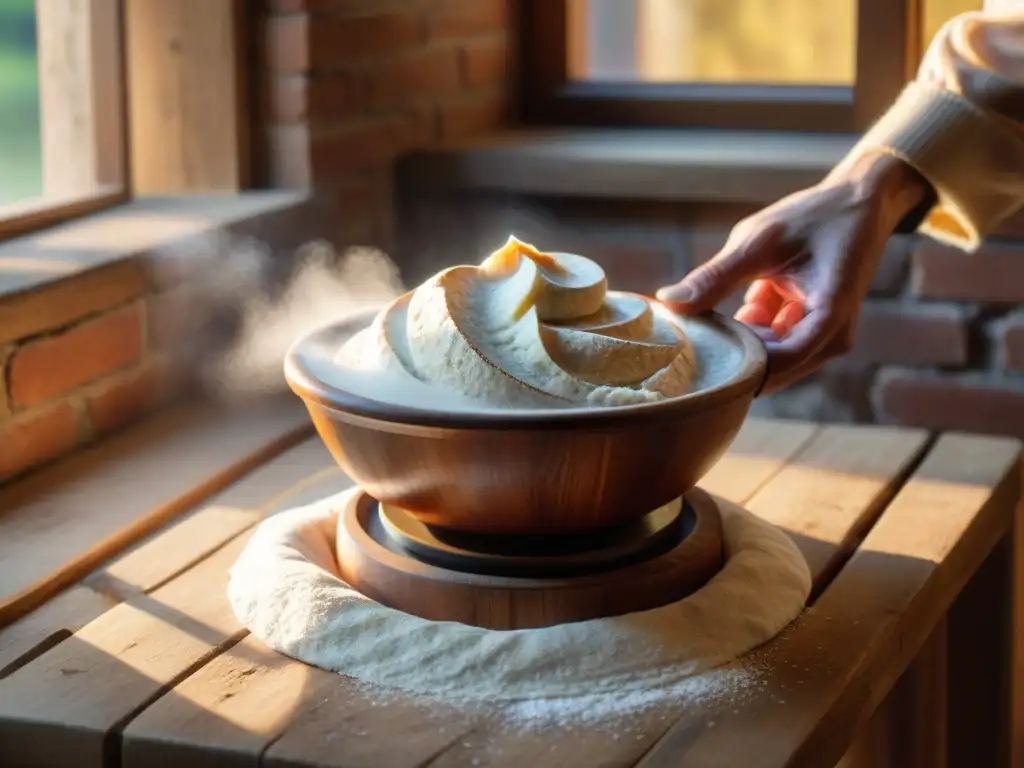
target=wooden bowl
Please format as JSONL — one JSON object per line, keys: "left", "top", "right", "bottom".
{"left": 285, "top": 308, "right": 766, "bottom": 536}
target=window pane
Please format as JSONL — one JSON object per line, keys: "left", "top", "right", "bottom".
{"left": 0, "top": 0, "right": 41, "bottom": 206}
{"left": 923, "top": 0, "right": 984, "bottom": 51}
{"left": 569, "top": 0, "right": 857, "bottom": 85}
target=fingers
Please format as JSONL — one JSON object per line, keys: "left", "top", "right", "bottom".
{"left": 736, "top": 280, "right": 804, "bottom": 337}
{"left": 759, "top": 311, "right": 851, "bottom": 394}
{"left": 657, "top": 222, "right": 787, "bottom": 315}
{"left": 771, "top": 301, "right": 805, "bottom": 338}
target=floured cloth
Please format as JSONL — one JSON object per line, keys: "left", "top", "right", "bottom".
{"left": 228, "top": 490, "right": 811, "bottom": 703}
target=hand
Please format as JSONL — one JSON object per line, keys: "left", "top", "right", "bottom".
{"left": 656, "top": 154, "right": 931, "bottom": 394}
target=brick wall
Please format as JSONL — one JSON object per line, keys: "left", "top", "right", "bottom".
{"left": 0, "top": 1, "right": 518, "bottom": 485}
{"left": 396, "top": 193, "right": 1024, "bottom": 439}
{"left": 259, "top": 0, "right": 516, "bottom": 248}
{"left": 0, "top": 201, "right": 320, "bottom": 484}
{"left": 0, "top": 266, "right": 180, "bottom": 481}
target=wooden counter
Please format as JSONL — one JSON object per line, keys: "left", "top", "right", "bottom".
{"left": 0, "top": 399, "right": 1020, "bottom": 768}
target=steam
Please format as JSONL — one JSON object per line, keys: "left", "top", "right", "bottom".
{"left": 157, "top": 232, "right": 404, "bottom": 399}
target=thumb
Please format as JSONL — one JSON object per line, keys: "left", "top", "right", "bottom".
{"left": 656, "top": 222, "right": 785, "bottom": 314}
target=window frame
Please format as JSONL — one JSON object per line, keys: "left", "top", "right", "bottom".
{"left": 0, "top": 0, "right": 129, "bottom": 241}
{"left": 519, "top": 0, "right": 924, "bottom": 133}
{"left": 0, "top": 0, "right": 252, "bottom": 243}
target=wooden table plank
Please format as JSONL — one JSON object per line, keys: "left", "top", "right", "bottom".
{"left": 0, "top": 436, "right": 336, "bottom": 681}
{"left": 0, "top": 534, "right": 251, "bottom": 768}
{"left": 0, "top": 436, "right": 342, "bottom": 768}
{"left": 114, "top": 417, "right": 815, "bottom": 768}
{"left": 837, "top": 618, "right": 948, "bottom": 768}
{"left": 693, "top": 417, "right": 818, "bottom": 502}
{"left": 423, "top": 423, "right": 931, "bottom": 768}
{"left": 0, "top": 394, "right": 311, "bottom": 626}
{"left": 743, "top": 424, "right": 929, "bottom": 594}
{"left": 85, "top": 437, "right": 340, "bottom": 600}
{"left": 0, "top": 586, "right": 116, "bottom": 679}
{"left": 639, "top": 433, "right": 1021, "bottom": 768}
{"left": 114, "top": 418, "right": 820, "bottom": 768}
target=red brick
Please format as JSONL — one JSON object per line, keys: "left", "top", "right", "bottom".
{"left": 852, "top": 301, "right": 971, "bottom": 366}
{"left": 428, "top": 0, "right": 510, "bottom": 40}
{"left": 265, "top": 12, "right": 423, "bottom": 73}
{"left": 310, "top": 13, "right": 423, "bottom": 69}
{"left": 268, "top": 73, "right": 363, "bottom": 123}
{"left": 0, "top": 400, "right": 81, "bottom": 480}
{"left": 912, "top": 240, "right": 1024, "bottom": 303}
{"left": 459, "top": 38, "right": 510, "bottom": 88}
{"left": 86, "top": 357, "right": 177, "bottom": 437}
{"left": 365, "top": 47, "right": 460, "bottom": 107}
{"left": 872, "top": 368, "right": 1024, "bottom": 438}
{"left": 869, "top": 236, "right": 911, "bottom": 296}
{"left": 437, "top": 92, "right": 507, "bottom": 141}
{"left": 991, "top": 309, "right": 1024, "bottom": 372}
{"left": 310, "top": 112, "right": 435, "bottom": 176}
{"left": 9, "top": 304, "right": 144, "bottom": 409}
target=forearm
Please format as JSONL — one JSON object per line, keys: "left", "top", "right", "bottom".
{"left": 835, "top": 8, "right": 1024, "bottom": 250}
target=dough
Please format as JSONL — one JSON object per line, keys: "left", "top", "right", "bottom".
{"left": 334, "top": 236, "right": 699, "bottom": 408}
{"left": 228, "top": 491, "right": 811, "bottom": 703}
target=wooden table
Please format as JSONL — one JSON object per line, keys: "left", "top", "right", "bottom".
{"left": 0, "top": 396, "right": 1020, "bottom": 768}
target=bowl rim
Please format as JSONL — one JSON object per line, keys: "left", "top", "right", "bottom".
{"left": 284, "top": 305, "right": 767, "bottom": 429}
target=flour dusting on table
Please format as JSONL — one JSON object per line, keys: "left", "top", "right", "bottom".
{"left": 227, "top": 491, "right": 810, "bottom": 724}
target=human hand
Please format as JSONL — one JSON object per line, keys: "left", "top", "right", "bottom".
{"left": 657, "top": 154, "right": 931, "bottom": 394}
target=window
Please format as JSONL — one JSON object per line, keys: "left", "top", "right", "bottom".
{"left": 522, "top": 0, "right": 984, "bottom": 132}
{"left": 0, "top": 0, "right": 126, "bottom": 238}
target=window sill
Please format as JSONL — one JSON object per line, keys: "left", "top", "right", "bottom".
{"left": 0, "top": 191, "right": 313, "bottom": 346}
{"left": 399, "top": 128, "right": 858, "bottom": 204}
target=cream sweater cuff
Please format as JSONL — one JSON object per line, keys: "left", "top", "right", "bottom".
{"left": 834, "top": 82, "right": 1024, "bottom": 251}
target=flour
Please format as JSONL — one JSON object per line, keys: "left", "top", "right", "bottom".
{"left": 228, "top": 491, "right": 810, "bottom": 719}
{"left": 333, "top": 237, "right": 706, "bottom": 409}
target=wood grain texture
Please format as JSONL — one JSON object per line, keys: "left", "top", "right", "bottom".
{"left": 116, "top": 417, "right": 818, "bottom": 768}
{"left": 740, "top": 423, "right": 930, "bottom": 593}
{"left": 946, "top": 530, "right": 1015, "bottom": 768}
{"left": 423, "top": 423, "right": 931, "bottom": 768}
{"left": 0, "top": 437, "right": 334, "bottom": 686}
{"left": 837, "top": 618, "right": 948, "bottom": 768}
{"left": 637, "top": 433, "right": 1021, "bottom": 768}
{"left": 0, "top": 586, "right": 116, "bottom": 679}
{"left": 0, "top": 534, "right": 252, "bottom": 768}
{"left": 84, "top": 437, "right": 338, "bottom": 601}
{"left": 35, "top": 0, "right": 125, "bottom": 196}
{"left": 334, "top": 488, "right": 723, "bottom": 629}
{"left": 0, "top": 396, "right": 311, "bottom": 627}
{"left": 1012, "top": 498, "right": 1024, "bottom": 768}
{"left": 13, "top": 420, "right": 1007, "bottom": 768}
{"left": 124, "top": 0, "right": 248, "bottom": 193}
{"left": 290, "top": 310, "right": 766, "bottom": 535}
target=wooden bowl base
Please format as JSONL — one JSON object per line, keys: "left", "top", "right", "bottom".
{"left": 334, "top": 488, "right": 726, "bottom": 630}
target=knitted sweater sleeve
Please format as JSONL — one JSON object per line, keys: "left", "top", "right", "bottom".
{"left": 834, "top": 6, "right": 1024, "bottom": 250}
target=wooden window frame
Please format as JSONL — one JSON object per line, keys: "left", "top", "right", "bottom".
{"left": 0, "top": 0, "right": 129, "bottom": 241}
{"left": 520, "top": 0, "right": 924, "bottom": 133}
{"left": 0, "top": 0, "right": 250, "bottom": 243}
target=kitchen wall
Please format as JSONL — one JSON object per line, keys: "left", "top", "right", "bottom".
{"left": 259, "top": 0, "right": 517, "bottom": 249}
